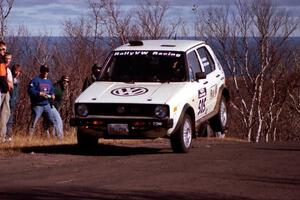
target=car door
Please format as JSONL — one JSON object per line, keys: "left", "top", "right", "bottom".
{"left": 186, "top": 49, "right": 209, "bottom": 121}
{"left": 196, "top": 46, "right": 220, "bottom": 114}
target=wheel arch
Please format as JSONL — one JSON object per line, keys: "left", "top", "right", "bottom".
{"left": 221, "top": 85, "right": 230, "bottom": 102}
{"left": 171, "top": 103, "right": 196, "bottom": 138}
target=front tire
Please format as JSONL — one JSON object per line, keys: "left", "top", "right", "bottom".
{"left": 170, "top": 114, "right": 193, "bottom": 153}
{"left": 77, "top": 129, "right": 98, "bottom": 150}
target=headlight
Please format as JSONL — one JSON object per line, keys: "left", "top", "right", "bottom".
{"left": 154, "top": 105, "right": 168, "bottom": 118}
{"left": 76, "top": 104, "right": 89, "bottom": 117}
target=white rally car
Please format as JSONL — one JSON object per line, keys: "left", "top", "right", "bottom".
{"left": 70, "top": 40, "right": 229, "bottom": 153}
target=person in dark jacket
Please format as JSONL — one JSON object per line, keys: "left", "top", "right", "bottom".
{"left": 27, "top": 65, "right": 63, "bottom": 139}
{"left": 82, "top": 63, "right": 102, "bottom": 91}
{"left": 6, "top": 64, "right": 22, "bottom": 141}
{"left": 53, "top": 75, "right": 69, "bottom": 111}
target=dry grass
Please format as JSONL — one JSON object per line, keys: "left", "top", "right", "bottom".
{"left": 0, "top": 129, "right": 161, "bottom": 157}
{"left": 0, "top": 128, "right": 245, "bottom": 157}
{"left": 0, "top": 130, "right": 77, "bottom": 157}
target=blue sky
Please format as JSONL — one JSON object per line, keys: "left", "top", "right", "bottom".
{"left": 7, "top": 0, "right": 300, "bottom": 36}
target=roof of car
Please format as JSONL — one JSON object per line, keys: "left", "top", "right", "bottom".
{"left": 114, "top": 40, "right": 206, "bottom": 52}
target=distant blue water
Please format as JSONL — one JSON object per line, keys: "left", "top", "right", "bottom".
{"left": 10, "top": 37, "right": 300, "bottom": 47}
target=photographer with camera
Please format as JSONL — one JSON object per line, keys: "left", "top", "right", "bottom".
{"left": 43, "top": 75, "right": 69, "bottom": 139}
{"left": 27, "top": 65, "right": 63, "bottom": 139}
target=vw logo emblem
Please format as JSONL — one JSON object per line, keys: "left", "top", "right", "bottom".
{"left": 111, "top": 87, "right": 148, "bottom": 96}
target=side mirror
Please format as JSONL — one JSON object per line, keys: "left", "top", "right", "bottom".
{"left": 195, "top": 72, "right": 206, "bottom": 80}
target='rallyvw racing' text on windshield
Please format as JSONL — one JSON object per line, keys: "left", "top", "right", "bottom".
{"left": 101, "top": 51, "right": 186, "bottom": 82}
{"left": 113, "top": 51, "right": 182, "bottom": 58}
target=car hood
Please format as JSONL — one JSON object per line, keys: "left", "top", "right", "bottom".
{"left": 76, "top": 82, "right": 187, "bottom": 104}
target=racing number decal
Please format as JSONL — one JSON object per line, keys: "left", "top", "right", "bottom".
{"left": 198, "top": 88, "right": 207, "bottom": 115}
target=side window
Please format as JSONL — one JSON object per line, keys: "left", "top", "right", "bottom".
{"left": 197, "top": 47, "right": 215, "bottom": 75}
{"left": 187, "top": 51, "right": 201, "bottom": 80}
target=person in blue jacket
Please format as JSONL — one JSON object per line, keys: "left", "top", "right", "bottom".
{"left": 43, "top": 75, "right": 68, "bottom": 138}
{"left": 27, "top": 65, "right": 62, "bottom": 139}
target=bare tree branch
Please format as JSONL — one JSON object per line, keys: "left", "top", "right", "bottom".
{"left": 0, "top": 0, "right": 14, "bottom": 39}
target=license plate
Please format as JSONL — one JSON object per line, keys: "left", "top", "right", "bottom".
{"left": 107, "top": 124, "right": 129, "bottom": 135}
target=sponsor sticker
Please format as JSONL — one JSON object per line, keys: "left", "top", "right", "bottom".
{"left": 210, "top": 85, "right": 218, "bottom": 99}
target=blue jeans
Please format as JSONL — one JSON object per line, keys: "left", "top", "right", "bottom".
{"left": 43, "top": 107, "right": 63, "bottom": 139}
{"left": 28, "top": 104, "right": 63, "bottom": 139}
{"left": 6, "top": 84, "right": 20, "bottom": 138}
{"left": 6, "top": 106, "right": 14, "bottom": 138}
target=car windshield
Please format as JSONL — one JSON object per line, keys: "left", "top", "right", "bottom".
{"left": 100, "top": 51, "right": 186, "bottom": 82}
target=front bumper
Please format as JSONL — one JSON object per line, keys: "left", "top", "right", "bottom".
{"left": 70, "top": 117, "right": 173, "bottom": 138}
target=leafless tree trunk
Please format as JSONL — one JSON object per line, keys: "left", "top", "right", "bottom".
{"left": 88, "top": 0, "right": 106, "bottom": 61}
{"left": 0, "top": 0, "right": 13, "bottom": 39}
{"left": 251, "top": 0, "right": 298, "bottom": 142}
{"left": 193, "top": 0, "right": 299, "bottom": 142}
{"left": 287, "top": 47, "right": 300, "bottom": 116}
{"left": 87, "top": 0, "right": 141, "bottom": 48}
{"left": 62, "top": 17, "right": 98, "bottom": 114}
{"left": 137, "top": 0, "right": 182, "bottom": 39}
{"left": 101, "top": 0, "right": 135, "bottom": 47}
{"left": 288, "top": 90, "right": 300, "bottom": 115}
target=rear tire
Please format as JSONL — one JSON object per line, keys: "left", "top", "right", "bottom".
{"left": 170, "top": 114, "right": 193, "bottom": 153}
{"left": 209, "top": 96, "right": 228, "bottom": 133}
{"left": 77, "top": 129, "right": 98, "bottom": 150}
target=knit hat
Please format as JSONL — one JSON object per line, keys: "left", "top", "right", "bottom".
{"left": 40, "top": 65, "right": 49, "bottom": 72}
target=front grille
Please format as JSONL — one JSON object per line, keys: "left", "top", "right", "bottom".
{"left": 76, "top": 103, "right": 169, "bottom": 117}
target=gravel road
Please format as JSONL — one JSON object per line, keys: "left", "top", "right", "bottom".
{"left": 0, "top": 139, "right": 299, "bottom": 200}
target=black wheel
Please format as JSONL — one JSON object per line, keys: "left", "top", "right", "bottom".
{"left": 170, "top": 114, "right": 193, "bottom": 153}
{"left": 209, "top": 96, "right": 228, "bottom": 133}
{"left": 77, "top": 129, "right": 98, "bottom": 150}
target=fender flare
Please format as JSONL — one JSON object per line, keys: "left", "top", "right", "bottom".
{"left": 170, "top": 103, "right": 195, "bottom": 136}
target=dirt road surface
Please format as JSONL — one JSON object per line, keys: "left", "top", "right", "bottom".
{"left": 0, "top": 139, "right": 299, "bottom": 200}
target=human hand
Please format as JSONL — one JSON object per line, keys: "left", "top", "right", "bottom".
{"left": 39, "top": 91, "right": 47, "bottom": 97}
